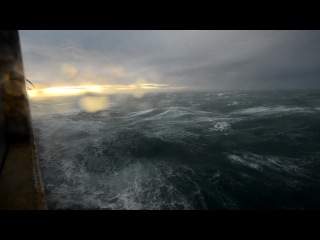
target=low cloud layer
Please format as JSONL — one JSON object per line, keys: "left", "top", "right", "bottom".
{"left": 20, "top": 30, "right": 320, "bottom": 90}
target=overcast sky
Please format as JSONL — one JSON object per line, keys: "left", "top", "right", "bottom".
{"left": 20, "top": 30, "right": 320, "bottom": 91}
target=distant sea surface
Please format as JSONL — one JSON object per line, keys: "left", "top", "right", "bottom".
{"left": 30, "top": 90, "right": 320, "bottom": 209}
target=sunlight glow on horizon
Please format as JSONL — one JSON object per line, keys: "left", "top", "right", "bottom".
{"left": 27, "top": 83, "right": 187, "bottom": 99}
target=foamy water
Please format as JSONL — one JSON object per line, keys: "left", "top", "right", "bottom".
{"left": 30, "top": 90, "right": 320, "bottom": 209}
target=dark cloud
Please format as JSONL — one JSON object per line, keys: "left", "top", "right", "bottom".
{"left": 20, "top": 30, "right": 320, "bottom": 90}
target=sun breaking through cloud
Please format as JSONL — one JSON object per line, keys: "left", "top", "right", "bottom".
{"left": 27, "top": 82, "right": 186, "bottom": 99}
{"left": 20, "top": 30, "right": 320, "bottom": 91}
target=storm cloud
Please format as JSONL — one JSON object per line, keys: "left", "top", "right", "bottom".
{"left": 20, "top": 30, "right": 320, "bottom": 90}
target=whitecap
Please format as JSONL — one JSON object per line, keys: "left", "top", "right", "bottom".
{"left": 210, "top": 122, "right": 231, "bottom": 132}
{"left": 228, "top": 154, "right": 260, "bottom": 170}
{"left": 227, "top": 101, "right": 239, "bottom": 106}
{"left": 126, "top": 108, "right": 157, "bottom": 117}
{"left": 233, "top": 106, "right": 311, "bottom": 115}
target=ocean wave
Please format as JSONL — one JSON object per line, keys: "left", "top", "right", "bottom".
{"left": 57, "top": 109, "right": 82, "bottom": 116}
{"left": 209, "top": 122, "right": 231, "bottom": 132}
{"left": 126, "top": 108, "right": 161, "bottom": 117}
{"left": 30, "top": 91, "right": 320, "bottom": 209}
{"left": 123, "top": 107, "right": 213, "bottom": 127}
{"left": 227, "top": 101, "right": 239, "bottom": 106}
{"left": 233, "top": 106, "right": 312, "bottom": 115}
{"left": 227, "top": 154, "right": 260, "bottom": 170}
{"left": 42, "top": 155, "right": 194, "bottom": 209}
{"left": 226, "top": 152, "right": 310, "bottom": 178}
{"left": 144, "top": 125, "right": 198, "bottom": 144}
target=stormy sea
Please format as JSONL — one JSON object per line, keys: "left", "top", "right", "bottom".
{"left": 30, "top": 90, "right": 320, "bottom": 210}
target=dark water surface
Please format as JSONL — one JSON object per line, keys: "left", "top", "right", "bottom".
{"left": 30, "top": 90, "right": 320, "bottom": 209}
